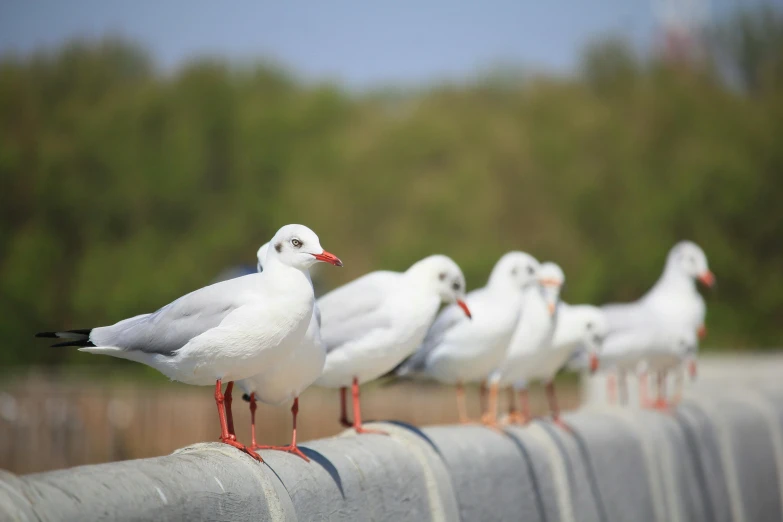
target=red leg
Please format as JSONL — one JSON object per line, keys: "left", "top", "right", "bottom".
{"left": 653, "top": 371, "right": 669, "bottom": 410}
{"left": 224, "top": 381, "right": 236, "bottom": 441}
{"left": 352, "top": 377, "right": 386, "bottom": 435}
{"left": 546, "top": 381, "right": 571, "bottom": 431}
{"left": 253, "top": 398, "right": 310, "bottom": 461}
{"left": 214, "top": 380, "right": 261, "bottom": 461}
{"left": 519, "top": 388, "right": 531, "bottom": 423}
{"left": 249, "top": 393, "right": 258, "bottom": 447}
{"left": 339, "top": 386, "right": 352, "bottom": 427}
{"left": 507, "top": 386, "right": 518, "bottom": 416}
{"left": 507, "top": 387, "right": 528, "bottom": 424}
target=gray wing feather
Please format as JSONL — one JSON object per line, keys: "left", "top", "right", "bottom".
{"left": 317, "top": 271, "right": 399, "bottom": 326}
{"left": 90, "top": 274, "right": 258, "bottom": 355}
{"left": 397, "top": 303, "right": 465, "bottom": 375}
{"left": 321, "top": 309, "right": 392, "bottom": 354}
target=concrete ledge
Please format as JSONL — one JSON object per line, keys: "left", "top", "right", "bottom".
{"left": 3, "top": 389, "right": 783, "bottom": 521}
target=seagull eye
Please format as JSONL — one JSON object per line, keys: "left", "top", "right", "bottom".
{"left": 526, "top": 265, "right": 535, "bottom": 275}
{"left": 439, "top": 272, "right": 447, "bottom": 281}
{"left": 291, "top": 238, "right": 302, "bottom": 248}
{"left": 452, "top": 282, "right": 461, "bottom": 291}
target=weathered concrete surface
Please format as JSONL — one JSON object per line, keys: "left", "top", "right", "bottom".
{"left": 2, "top": 388, "right": 783, "bottom": 521}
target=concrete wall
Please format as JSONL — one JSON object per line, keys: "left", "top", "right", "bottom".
{"left": 2, "top": 388, "right": 782, "bottom": 521}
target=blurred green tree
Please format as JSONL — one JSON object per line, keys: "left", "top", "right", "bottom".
{"left": 1, "top": 6, "right": 782, "bottom": 367}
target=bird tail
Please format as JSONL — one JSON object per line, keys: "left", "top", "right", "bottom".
{"left": 35, "top": 328, "right": 95, "bottom": 348}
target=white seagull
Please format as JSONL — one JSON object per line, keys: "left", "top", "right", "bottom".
{"left": 486, "top": 261, "right": 565, "bottom": 426}
{"left": 315, "top": 255, "right": 471, "bottom": 433}
{"left": 37, "top": 224, "right": 342, "bottom": 460}
{"left": 235, "top": 242, "right": 325, "bottom": 461}
{"left": 394, "top": 252, "right": 541, "bottom": 423}
{"left": 600, "top": 241, "right": 714, "bottom": 404}
{"left": 600, "top": 325, "right": 698, "bottom": 408}
{"left": 550, "top": 303, "right": 607, "bottom": 386}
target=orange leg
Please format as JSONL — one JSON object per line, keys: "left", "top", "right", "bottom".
{"left": 519, "top": 389, "right": 530, "bottom": 423}
{"left": 652, "top": 371, "right": 669, "bottom": 410}
{"left": 252, "top": 397, "right": 309, "bottom": 461}
{"left": 351, "top": 377, "right": 387, "bottom": 435}
{"left": 481, "top": 382, "right": 500, "bottom": 426}
{"left": 546, "top": 381, "right": 570, "bottom": 431}
{"left": 214, "top": 380, "right": 260, "bottom": 461}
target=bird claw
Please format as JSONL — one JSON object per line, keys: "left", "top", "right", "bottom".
{"left": 251, "top": 444, "right": 310, "bottom": 462}
{"left": 220, "top": 437, "right": 262, "bottom": 461}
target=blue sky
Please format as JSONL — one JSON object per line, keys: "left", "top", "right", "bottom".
{"left": 0, "top": 0, "right": 760, "bottom": 88}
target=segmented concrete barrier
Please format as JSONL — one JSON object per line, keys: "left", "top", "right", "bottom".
{"left": 2, "top": 388, "right": 782, "bottom": 521}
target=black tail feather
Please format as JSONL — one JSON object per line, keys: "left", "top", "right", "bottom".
{"left": 36, "top": 328, "right": 94, "bottom": 347}
{"left": 51, "top": 339, "right": 96, "bottom": 348}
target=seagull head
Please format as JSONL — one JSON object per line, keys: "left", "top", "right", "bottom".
{"left": 267, "top": 224, "right": 343, "bottom": 271}
{"left": 409, "top": 255, "right": 471, "bottom": 319}
{"left": 537, "top": 261, "right": 565, "bottom": 316}
{"left": 489, "top": 251, "right": 541, "bottom": 291}
{"left": 668, "top": 241, "right": 715, "bottom": 289}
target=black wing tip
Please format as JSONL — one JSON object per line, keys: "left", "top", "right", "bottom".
{"left": 36, "top": 331, "right": 59, "bottom": 338}
{"left": 242, "top": 394, "right": 252, "bottom": 402}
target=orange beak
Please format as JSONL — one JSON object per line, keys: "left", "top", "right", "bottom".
{"left": 698, "top": 270, "right": 715, "bottom": 288}
{"left": 589, "top": 353, "right": 600, "bottom": 374}
{"left": 688, "top": 359, "right": 698, "bottom": 380}
{"left": 697, "top": 324, "right": 707, "bottom": 340}
{"left": 312, "top": 250, "right": 343, "bottom": 267}
{"left": 457, "top": 299, "right": 472, "bottom": 319}
{"left": 547, "top": 302, "right": 556, "bottom": 316}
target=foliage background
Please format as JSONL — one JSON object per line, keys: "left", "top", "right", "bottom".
{"left": 1, "top": 6, "right": 782, "bottom": 368}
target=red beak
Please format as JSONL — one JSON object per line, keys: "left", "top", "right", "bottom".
{"left": 697, "top": 324, "right": 707, "bottom": 340}
{"left": 589, "top": 353, "right": 599, "bottom": 374}
{"left": 312, "top": 250, "right": 343, "bottom": 267}
{"left": 457, "top": 299, "right": 472, "bottom": 319}
{"left": 688, "top": 359, "right": 698, "bottom": 380}
{"left": 698, "top": 270, "right": 715, "bottom": 288}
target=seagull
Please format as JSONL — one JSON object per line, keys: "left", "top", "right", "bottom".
{"left": 485, "top": 262, "right": 565, "bottom": 426}
{"left": 600, "top": 241, "right": 714, "bottom": 404}
{"left": 36, "top": 224, "right": 342, "bottom": 460}
{"left": 643, "top": 327, "right": 699, "bottom": 408}
{"left": 600, "top": 325, "right": 697, "bottom": 409}
{"left": 394, "top": 252, "right": 541, "bottom": 423}
{"left": 235, "top": 242, "right": 325, "bottom": 461}
{"left": 314, "top": 255, "right": 471, "bottom": 433}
